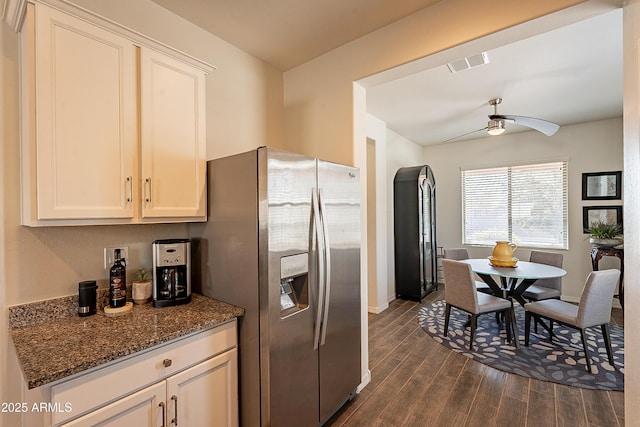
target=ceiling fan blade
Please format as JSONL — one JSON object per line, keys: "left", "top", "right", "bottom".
{"left": 441, "top": 127, "right": 487, "bottom": 144}
{"left": 490, "top": 114, "right": 560, "bottom": 136}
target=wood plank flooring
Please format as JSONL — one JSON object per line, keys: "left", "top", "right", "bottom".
{"left": 327, "top": 287, "right": 624, "bottom": 427}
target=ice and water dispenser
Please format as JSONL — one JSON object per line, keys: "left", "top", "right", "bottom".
{"left": 280, "top": 253, "right": 309, "bottom": 317}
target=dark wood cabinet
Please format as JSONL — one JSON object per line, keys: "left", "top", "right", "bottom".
{"left": 393, "top": 165, "right": 437, "bottom": 301}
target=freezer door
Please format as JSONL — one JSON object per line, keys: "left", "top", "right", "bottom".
{"left": 316, "top": 160, "right": 361, "bottom": 423}
{"left": 262, "top": 149, "right": 319, "bottom": 427}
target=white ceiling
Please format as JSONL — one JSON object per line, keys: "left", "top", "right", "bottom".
{"left": 150, "top": 1, "right": 622, "bottom": 147}
{"left": 366, "top": 9, "right": 623, "bottom": 146}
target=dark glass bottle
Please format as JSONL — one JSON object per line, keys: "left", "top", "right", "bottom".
{"left": 109, "top": 249, "right": 127, "bottom": 308}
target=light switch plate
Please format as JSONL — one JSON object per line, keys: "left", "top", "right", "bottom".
{"left": 104, "top": 247, "right": 129, "bottom": 269}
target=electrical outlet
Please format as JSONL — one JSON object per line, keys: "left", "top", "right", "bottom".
{"left": 104, "top": 247, "right": 129, "bottom": 269}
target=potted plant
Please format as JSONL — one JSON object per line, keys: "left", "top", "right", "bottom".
{"left": 588, "top": 222, "right": 623, "bottom": 248}
{"left": 132, "top": 268, "right": 153, "bottom": 304}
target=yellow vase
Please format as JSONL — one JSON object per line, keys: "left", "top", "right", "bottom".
{"left": 492, "top": 241, "right": 517, "bottom": 261}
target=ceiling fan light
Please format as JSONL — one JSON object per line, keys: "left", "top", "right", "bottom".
{"left": 487, "top": 119, "right": 506, "bottom": 135}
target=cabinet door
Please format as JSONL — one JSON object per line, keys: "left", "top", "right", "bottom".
{"left": 140, "top": 47, "right": 207, "bottom": 219}
{"left": 34, "top": 5, "right": 136, "bottom": 220}
{"left": 166, "top": 349, "right": 238, "bottom": 427}
{"left": 60, "top": 382, "right": 164, "bottom": 427}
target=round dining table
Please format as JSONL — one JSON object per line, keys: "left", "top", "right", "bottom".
{"left": 460, "top": 258, "right": 567, "bottom": 306}
{"left": 459, "top": 258, "right": 567, "bottom": 344}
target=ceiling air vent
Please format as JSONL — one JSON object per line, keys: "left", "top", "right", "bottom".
{"left": 447, "top": 52, "right": 489, "bottom": 73}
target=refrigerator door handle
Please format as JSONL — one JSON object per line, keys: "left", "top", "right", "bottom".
{"left": 312, "top": 188, "right": 326, "bottom": 350}
{"left": 318, "top": 188, "right": 331, "bottom": 346}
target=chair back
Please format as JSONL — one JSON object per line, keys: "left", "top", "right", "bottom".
{"left": 442, "top": 259, "right": 478, "bottom": 313}
{"left": 444, "top": 248, "right": 470, "bottom": 261}
{"left": 529, "top": 250, "right": 563, "bottom": 291}
{"left": 576, "top": 269, "right": 621, "bottom": 328}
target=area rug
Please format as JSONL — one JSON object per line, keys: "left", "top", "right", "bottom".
{"left": 418, "top": 300, "right": 624, "bottom": 391}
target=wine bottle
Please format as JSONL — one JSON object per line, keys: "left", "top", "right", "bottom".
{"left": 109, "top": 249, "right": 127, "bottom": 308}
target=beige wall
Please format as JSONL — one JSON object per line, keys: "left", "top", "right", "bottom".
{"left": 365, "top": 114, "right": 388, "bottom": 313}
{"left": 623, "top": 0, "right": 640, "bottom": 420}
{"left": 384, "top": 130, "right": 425, "bottom": 303}
{"left": 424, "top": 117, "right": 623, "bottom": 303}
{"left": 0, "top": 0, "right": 283, "bottom": 424}
{"left": 369, "top": 118, "right": 624, "bottom": 309}
{"left": 284, "top": 0, "right": 589, "bottom": 166}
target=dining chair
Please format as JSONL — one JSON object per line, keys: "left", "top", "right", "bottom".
{"left": 443, "top": 248, "right": 492, "bottom": 294}
{"left": 523, "top": 251, "right": 564, "bottom": 333}
{"left": 524, "top": 269, "right": 620, "bottom": 373}
{"left": 442, "top": 259, "right": 515, "bottom": 350}
{"left": 522, "top": 251, "right": 564, "bottom": 301}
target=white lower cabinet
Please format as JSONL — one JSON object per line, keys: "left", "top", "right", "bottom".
{"left": 39, "top": 321, "right": 238, "bottom": 427}
{"left": 165, "top": 351, "right": 238, "bottom": 426}
{"left": 59, "top": 382, "right": 165, "bottom": 427}
{"left": 60, "top": 350, "right": 237, "bottom": 427}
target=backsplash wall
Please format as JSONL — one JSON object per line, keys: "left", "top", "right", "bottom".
{"left": 7, "top": 223, "right": 189, "bottom": 304}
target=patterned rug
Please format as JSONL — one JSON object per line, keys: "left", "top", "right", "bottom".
{"left": 418, "top": 300, "right": 624, "bottom": 391}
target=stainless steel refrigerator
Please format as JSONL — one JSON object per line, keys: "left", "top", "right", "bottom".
{"left": 190, "top": 147, "right": 361, "bottom": 427}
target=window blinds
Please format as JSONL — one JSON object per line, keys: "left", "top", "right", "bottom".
{"left": 462, "top": 161, "right": 568, "bottom": 249}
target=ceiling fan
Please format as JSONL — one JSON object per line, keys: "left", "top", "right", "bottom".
{"left": 443, "top": 98, "right": 560, "bottom": 143}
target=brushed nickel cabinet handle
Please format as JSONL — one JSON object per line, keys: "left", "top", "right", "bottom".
{"left": 171, "top": 395, "right": 178, "bottom": 425}
{"left": 159, "top": 401, "right": 166, "bottom": 427}
{"left": 145, "top": 177, "right": 152, "bottom": 203}
{"left": 125, "top": 176, "right": 132, "bottom": 203}
{"left": 162, "top": 358, "right": 172, "bottom": 368}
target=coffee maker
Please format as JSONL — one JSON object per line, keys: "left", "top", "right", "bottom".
{"left": 152, "top": 239, "right": 192, "bottom": 307}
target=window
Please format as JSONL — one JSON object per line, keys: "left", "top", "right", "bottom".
{"left": 462, "top": 161, "right": 568, "bottom": 249}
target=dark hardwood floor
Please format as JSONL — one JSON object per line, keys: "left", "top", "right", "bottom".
{"left": 328, "top": 287, "right": 624, "bottom": 427}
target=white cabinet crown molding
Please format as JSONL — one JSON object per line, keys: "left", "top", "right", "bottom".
{"left": 2, "top": 0, "right": 27, "bottom": 31}
{"left": 3, "top": 0, "right": 215, "bottom": 74}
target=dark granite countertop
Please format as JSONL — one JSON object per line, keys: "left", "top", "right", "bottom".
{"left": 9, "top": 293, "right": 244, "bottom": 389}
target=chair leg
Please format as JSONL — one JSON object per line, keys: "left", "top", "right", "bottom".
{"left": 469, "top": 314, "right": 477, "bottom": 351}
{"left": 444, "top": 304, "right": 452, "bottom": 337}
{"left": 504, "top": 308, "right": 513, "bottom": 345}
{"left": 463, "top": 314, "right": 477, "bottom": 329}
{"left": 524, "top": 311, "right": 531, "bottom": 346}
{"left": 601, "top": 324, "right": 615, "bottom": 367}
{"left": 509, "top": 303, "right": 519, "bottom": 347}
{"left": 504, "top": 307, "right": 520, "bottom": 348}
{"left": 580, "top": 329, "right": 593, "bottom": 374}
{"left": 529, "top": 315, "right": 556, "bottom": 340}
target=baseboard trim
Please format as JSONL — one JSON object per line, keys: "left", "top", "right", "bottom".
{"left": 367, "top": 302, "right": 389, "bottom": 314}
{"left": 357, "top": 369, "right": 371, "bottom": 393}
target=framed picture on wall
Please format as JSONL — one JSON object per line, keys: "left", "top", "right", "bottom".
{"left": 582, "top": 171, "right": 622, "bottom": 200}
{"left": 582, "top": 205, "right": 623, "bottom": 233}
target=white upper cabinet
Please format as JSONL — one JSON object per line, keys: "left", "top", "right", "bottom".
{"left": 17, "top": 1, "right": 213, "bottom": 226}
{"left": 33, "top": 5, "right": 137, "bottom": 221}
{"left": 140, "top": 48, "right": 207, "bottom": 219}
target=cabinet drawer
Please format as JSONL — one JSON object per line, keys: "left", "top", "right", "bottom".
{"left": 51, "top": 320, "right": 236, "bottom": 425}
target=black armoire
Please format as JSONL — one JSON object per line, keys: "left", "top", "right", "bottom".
{"left": 393, "top": 165, "right": 437, "bottom": 301}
